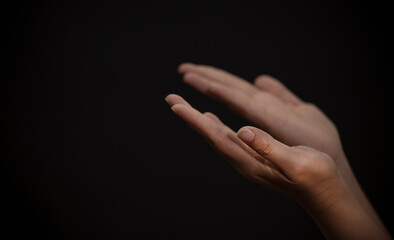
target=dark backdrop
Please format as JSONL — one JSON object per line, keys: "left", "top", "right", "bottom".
{"left": 2, "top": 1, "right": 393, "bottom": 239}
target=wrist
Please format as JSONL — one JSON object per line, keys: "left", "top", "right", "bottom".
{"left": 298, "top": 176, "right": 390, "bottom": 240}
{"left": 297, "top": 173, "right": 348, "bottom": 218}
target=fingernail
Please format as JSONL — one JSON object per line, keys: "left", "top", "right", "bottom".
{"left": 170, "top": 105, "right": 180, "bottom": 114}
{"left": 164, "top": 95, "right": 170, "bottom": 104}
{"left": 237, "top": 129, "right": 255, "bottom": 143}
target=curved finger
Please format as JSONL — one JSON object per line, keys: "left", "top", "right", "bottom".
{"left": 179, "top": 63, "right": 258, "bottom": 96}
{"left": 254, "top": 75, "right": 302, "bottom": 105}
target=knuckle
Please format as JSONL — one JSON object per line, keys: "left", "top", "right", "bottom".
{"left": 253, "top": 134, "right": 273, "bottom": 157}
{"left": 303, "top": 102, "right": 318, "bottom": 110}
{"left": 254, "top": 75, "right": 269, "bottom": 88}
{"left": 289, "top": 149, "right": 314, "bottom": 176}
{"left": 255, "top": 142, "right": 272, "bottom": 157}
{"left": 203, "top": 112, "right": 215, "bottom": 119}
{"left": 292, "top": 159, "right": 310, "bottom": 177}
{"left": 255, "top": 74, "right": 271, "bottom": 82}
{"left": 254, "top": 74, "right": 266, "bottom": 82}
{"left": 290, "top": 147, "right": 338, "bottom": 183}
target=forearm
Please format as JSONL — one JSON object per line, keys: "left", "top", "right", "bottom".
{"left": 300, "top": 177, "right": 391, "bottom": 240}
{"left": 336, "top": 151, "right": 390, "bottom": 235}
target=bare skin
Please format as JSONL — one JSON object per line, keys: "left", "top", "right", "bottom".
{"left": 165, "top": 63, "right": 392, "bottom": 240}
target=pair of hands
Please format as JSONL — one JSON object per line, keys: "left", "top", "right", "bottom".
{"left": 165, "top": 63, "right": 391, "bottom": 240}
{"left": 166, "top": 63, "right": 343, "bottom": 200}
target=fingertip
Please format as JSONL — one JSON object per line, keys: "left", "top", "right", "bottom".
{"left": 165, "top": 93, "right": 178, "bottom": 105}
{"left": 165, "top": 93, "right": 175, "bottom": 101}
{"left": 178, "top": 62, "right": 195, "bottom": 73}
{"left": 165, "top": 94, "right": 192, "bottom": 107}
{"left": 170, "top": 103, "right": 184, "bottom": 114}
{"left": 237, "top": 127, "right": 256, "bottom": 143}
{"left": 165, "top": 95, "right": 170, "bottom": 105}
{"left": 182, "top": 72, "right": 211, "bottom": 93}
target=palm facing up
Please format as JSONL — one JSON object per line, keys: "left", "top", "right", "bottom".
{"left": 178, "top": 63, "right": 342, "bottom": 161}
{"left": 166, "top": 63, "right": 391, "bottom": 240}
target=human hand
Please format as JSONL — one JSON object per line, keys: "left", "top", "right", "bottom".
{"left": 165, "top": 94, "right": 391, "bottom": 240}
{"left": 177, "top": 63, "right": 373, "bottom": 221}
{"left": 165, "top": 94, "right": 340, "bottom": 203}
{"left": 178, "top": 63, "right": 343, "bottom": 161}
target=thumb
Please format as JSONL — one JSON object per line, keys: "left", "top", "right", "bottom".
{"left": 237, "top": 126, "right": 295, "bottom": 170}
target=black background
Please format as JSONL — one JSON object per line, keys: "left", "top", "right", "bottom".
{"left": 2, "top": 1, "right": 393, "bottom": 239}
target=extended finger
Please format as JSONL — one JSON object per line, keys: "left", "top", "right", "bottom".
{"left": 183, "top": 72, "right": 252, "bottom": 115}
{"left": 254, "top": 75, "right": 302, "bottom": 105}
{"left": 183, "top": 72, "right": 295, "bottom": 134}
{"left": 165, "top": 94, "right": 192, "bottom": 107}
{"left": 179, "top": 63, "right": 258, "bottom": 96}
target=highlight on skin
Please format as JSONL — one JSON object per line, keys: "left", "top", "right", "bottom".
{"left": 165, "top": 63, "right": 392, "bottom": 240}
